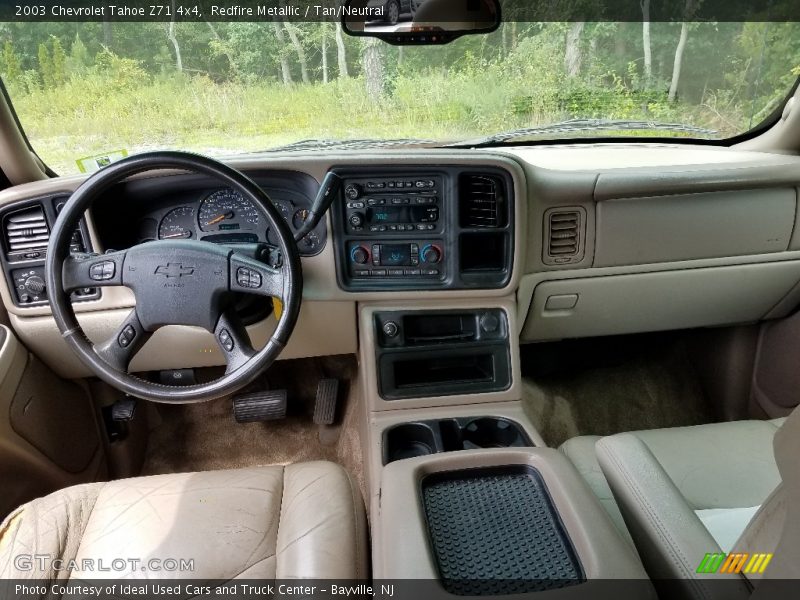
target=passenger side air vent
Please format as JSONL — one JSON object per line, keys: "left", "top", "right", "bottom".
{"left": 544, "top": 208, "right": 586, "bottom": 265}
{"left": 4, "top": 204, "right": 49, "bottom": 260}
{"left": 460, "top": 174, "right": 505, "bottom": 228}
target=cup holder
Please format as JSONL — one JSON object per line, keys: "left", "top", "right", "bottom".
{"left": 383, "top": 416, "right": 532, "bottom": 464}
{"left": 462, "top": 417, "right": 526, "bottom": 449}
{"left": 384, "top": 423, "right": 438, "bottom": 463}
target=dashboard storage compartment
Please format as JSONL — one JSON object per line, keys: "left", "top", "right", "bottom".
{"left": 422, "top": 466, "right": 584, "bottom": 595}
{"left": 383, "top": 417, "right": 532, "bottom": 464}
{"left": 375, "top": 309, "right": 511, "bottom": 400}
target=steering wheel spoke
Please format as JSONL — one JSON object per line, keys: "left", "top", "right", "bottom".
{"left": 229, "top": 253, "right": 287, "bottom": 301}
{"left": 214, "top": 309, "right": 257, "bottom": 373}
{"left": 62, "top": 250, "right": 127, "bottom": 292}
{"left": 94, "top": 308, "right": 151, "bottom": 372}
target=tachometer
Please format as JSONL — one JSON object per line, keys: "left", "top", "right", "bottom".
{"left": 198, "top": 189, "right": 261, "bottom": 233}
{"left": 158, "top": 207, "right": 195, "bottom": 240}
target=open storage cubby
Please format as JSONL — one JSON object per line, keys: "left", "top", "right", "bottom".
{"left": 383, "top": 416, "right": 532, "bottom": 464}
{"left": 422, "top": 465, "right": 585, "bottom": 595}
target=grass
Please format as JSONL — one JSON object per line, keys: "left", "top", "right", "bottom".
{"left": 12, "top": 70, "right": 745, "bottom": 175}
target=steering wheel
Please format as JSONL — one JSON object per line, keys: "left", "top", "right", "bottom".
{"left": 45, "top": 151, "right": 302, "bottom": 403}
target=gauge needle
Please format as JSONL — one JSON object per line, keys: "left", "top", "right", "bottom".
{"left": 162, "top": 231, "right": 191, "bottom": 239}
{"left": 206, "top": 211, "right": 234, "bottom": 226}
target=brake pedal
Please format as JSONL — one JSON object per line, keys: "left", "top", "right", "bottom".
{"left": 313, "top": 379, "right": 339, "bottom": 425}
{"left": 233, "top": 390, "right": 287, "bottom": 423}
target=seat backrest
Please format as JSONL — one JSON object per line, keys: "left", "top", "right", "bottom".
{"left": 733, "top": 406, "right": 799, "bottom": 587}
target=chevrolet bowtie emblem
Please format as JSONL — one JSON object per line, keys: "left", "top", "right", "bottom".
{"left": 155, "top": 263, "right": 195, "bottom": 278}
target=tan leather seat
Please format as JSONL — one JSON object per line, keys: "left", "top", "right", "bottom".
{"left": 0, "top": 461, "right": 368, "bottom": 580}
{"left": 562, "top": 410, "right": 798, "bottom": 600}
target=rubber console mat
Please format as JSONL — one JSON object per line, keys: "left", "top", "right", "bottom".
{"left": 422, "top": 466, "right": 585, "bottom": 595}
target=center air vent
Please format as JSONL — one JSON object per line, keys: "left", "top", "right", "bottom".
{"left": 544, "top": 208, "right": 585, "bottom": 265}
{"left": 4, "top": 204, "right": 49, "bottom": 259}
{"left": 460, "top": 174, "right": 505, "bottom": 228}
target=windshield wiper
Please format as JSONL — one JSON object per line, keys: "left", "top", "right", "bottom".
{"left": 451, "top": 119, "right": 719, "bottom": 147}
{"left": 260, "top": 138, "right": 441, "bottom": 152}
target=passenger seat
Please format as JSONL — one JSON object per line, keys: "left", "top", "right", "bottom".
{"left": 560, "top": 413, "right": 793, "bottom": 598}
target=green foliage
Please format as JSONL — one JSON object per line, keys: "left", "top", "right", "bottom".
{"left": 50, "top": 37, "right": 66, "bottom": 87}
{"left": 37, "top": 42, "right": 53, "bottom": 89}
{"left": 2, "top": 41, "right": 21, "bottom": 83}
{"left": 0, "top": 20, "right": 798, "bottom": 174}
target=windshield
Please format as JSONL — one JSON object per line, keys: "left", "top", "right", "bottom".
{"left": 2, "top": 20, "right": 799, "bottom": 174}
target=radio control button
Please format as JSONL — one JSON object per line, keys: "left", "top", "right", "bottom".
{"left": 388, "top": 268, "right": 404, "bottom": 276}
{"left": 349, "top": 213, "right": 364, "bottom": 228}
{"left": 405, "top": 269, "right": 421, "bottom": 276}
{"left": 354, "top": 270, "right": 371, "bottom": 277}
{"left": 372, "top": 269, "right": 387, "bottom": 276}
{"left": 424, "top": 269, "right": 440, "bottom": 276}
{"left": 345, "top": 184, "right": 362, "bottom": 199}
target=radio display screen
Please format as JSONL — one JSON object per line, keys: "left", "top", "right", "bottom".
{"left": 369, "top": 207, "right": 405, "bottom": 223}
{"left": 379, "top": 244, "right": 412, "bottom": 266}
{"left": 367, "top": 205, "right": 438, "bottom": 225}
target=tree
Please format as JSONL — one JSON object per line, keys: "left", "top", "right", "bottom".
{"left": 363, "top": 37, "right": 384, "bottom": 102}
{"left": 641, "top": 0, "right": 652, "bottom": 87}
{"left": 2, "top": 41, "right": 21, "bottom": 84}
{"left": 564, "top": 22, "right": 584, "bottom": 78}
{"left": 669, "top": 1, "right": 701, "bottom": 102}
{"left": 51, "top": 36, "right": 66, "bottom": 86}
{"left": 166, "top": 5, "right": 183, "bottom": 72}
{"left": 284, "top": 22, "right": 309, "bottom": 84}
{"left": 321, "top": 22, "right": 329, "bottom": 84}
{"left": 38, "top": 42, "right": 54, "bottom": 88}
{"left": 272, "top": 22, "right": 293, "bottom": 85}
{"left": 335, "top": 23, "right": 349, "bottom": 78}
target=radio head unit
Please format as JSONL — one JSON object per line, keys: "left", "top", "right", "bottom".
{"left": 343, "top": 175, "right": 443, "bottom": 235}
{"left": 333, "top": 167, "right": 515, "bottom": 291}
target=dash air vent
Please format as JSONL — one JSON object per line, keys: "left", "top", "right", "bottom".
{"left": 460, "top": 174, "right": 505, "bottom": 228}
{"left": 4, "top": 204, "right": 49, "bottom": 259}
{"left": 544, "top": 208, "right": 585, "bottom": 265}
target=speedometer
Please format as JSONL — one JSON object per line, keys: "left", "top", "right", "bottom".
{"left": 198, "top": 189, "right": 261, "bottom": 233}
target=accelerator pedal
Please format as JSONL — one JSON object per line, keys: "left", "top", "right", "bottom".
{"left": 233, "top": 390, "right": 287, "bottom": 423}
{"left": 313, "top": 378, "right": 339, "bottom": 425}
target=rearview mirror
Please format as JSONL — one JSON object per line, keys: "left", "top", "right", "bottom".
{"left": 342, "top": 0, "right": 501, "bottom": 45}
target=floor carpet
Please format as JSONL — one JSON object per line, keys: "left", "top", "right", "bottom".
{"left": 141, "top": 355, "right": 365, "bottom": 497}
{"left": 520, "top": 334, "right": 716, "bottom": 448}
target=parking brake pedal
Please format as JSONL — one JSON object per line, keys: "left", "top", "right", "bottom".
{"left": 233, "top": 390, "right": 287, "bottom": 423}
{"left": 313, "top": 379, "right": 339, "bottom": 425}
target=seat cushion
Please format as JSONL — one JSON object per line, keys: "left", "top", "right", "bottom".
{"left": 593, "top": 419, "right": 785, "bottom": 599}
{"left": 0, "top": 462, "right": 367, "bottom": 580}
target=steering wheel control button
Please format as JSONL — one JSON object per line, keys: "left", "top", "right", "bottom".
{"left": 219, "top": 328, "right": 235, "bottom": 352}
{"left": 118, "top": 325, "right": 137, "bottom": 348}
{"left": 89, "top": 260, "right": 116, "bottom": 281}
{"left": 236, "top": 267, "right": 262, "bottom": 289}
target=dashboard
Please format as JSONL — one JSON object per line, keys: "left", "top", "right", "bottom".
{"left": 3, "top": 146, "right": 800, "bottom": 381}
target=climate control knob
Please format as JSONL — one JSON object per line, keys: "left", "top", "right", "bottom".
{"left": 344, "top": 184, "right": 362, "bottom": 200}
{"left": 350, "top": 245, "right": 370, "bottom": 265}
{"left": 420, "top": 244, "right": 442, "bottom": 264}
{"left": 24, "top": 275, "right": 46, "bottom": 295}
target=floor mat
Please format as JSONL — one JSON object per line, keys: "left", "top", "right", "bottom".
{"left": 141, "top": 355, "right": 365, "bottom": 496}
{"left": 521, "top": 335, "right": 716, "bottom": 448}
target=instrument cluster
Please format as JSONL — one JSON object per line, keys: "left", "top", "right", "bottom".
{"left": 140, "top": 187, "right": 324, "bottom": 255}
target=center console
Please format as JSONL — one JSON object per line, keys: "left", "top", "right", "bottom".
{"left": 333, "top": 167, "right": 514, "bottom": 291}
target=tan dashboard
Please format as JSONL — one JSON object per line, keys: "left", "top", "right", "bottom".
{"left": 1, "top": 145, "right": 800, "bottom": 379}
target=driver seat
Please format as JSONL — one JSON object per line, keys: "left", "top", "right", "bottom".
{"left": 0, "top": 462, "right": 367, "bottom": 580}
